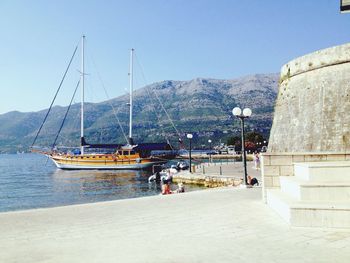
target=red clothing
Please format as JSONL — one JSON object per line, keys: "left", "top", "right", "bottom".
{"left": 162, "top": 184, "right": 172, "bottom": 195}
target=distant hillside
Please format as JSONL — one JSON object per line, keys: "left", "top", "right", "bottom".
{"left": 0, "top": 74, "right": 279, "bottom": 153}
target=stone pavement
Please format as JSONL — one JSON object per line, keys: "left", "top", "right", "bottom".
{"left": 0, "top": 187, "right": 349, "bottom": 263}
{"left": 195, "top": 160, "right": 261, "bottom": 179}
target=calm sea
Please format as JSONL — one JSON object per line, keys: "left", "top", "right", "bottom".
{"left": 0, "top": 153, "right": 202, "bottom": 213}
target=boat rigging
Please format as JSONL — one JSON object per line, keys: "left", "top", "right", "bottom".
{"left": 31, "top": 36, "right": 175, "bottom": 170}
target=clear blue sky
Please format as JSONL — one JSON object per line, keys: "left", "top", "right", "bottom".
{"left": 1, "top": 0, "right": 349, "bottom": 114}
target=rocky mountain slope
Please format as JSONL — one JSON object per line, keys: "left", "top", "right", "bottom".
{"left": 0, "top": 73, "right": 279, "bottom": 153}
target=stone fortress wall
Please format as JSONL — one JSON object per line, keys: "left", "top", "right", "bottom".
{"left": 262, "top": 43, "right": 350, "bottom": 198}
{"left": 269, "top": 43, "right": 350, "bottom": 153}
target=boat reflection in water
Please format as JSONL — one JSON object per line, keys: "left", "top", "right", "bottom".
{"left": 51, "top": 169, "right": 160, "bottom": 203}
{"left": 51, "top": 168, "right": 204, "bottom": 206}
{"left": 0, "top": 154, "right": 205, "bottom": 212}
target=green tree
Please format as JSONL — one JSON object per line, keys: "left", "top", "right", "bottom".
{"left": 245, "top": 132, "right": 264, "bottom": 144}
{"left": 227, "top": 136, "right": 240, "bottom": 146}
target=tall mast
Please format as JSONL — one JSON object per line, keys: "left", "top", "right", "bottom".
{"left": 128, "top": 48, "right": 134, "bottom": 144}
{"left": 80, "top": 35, "right": 85, "bottom": 155}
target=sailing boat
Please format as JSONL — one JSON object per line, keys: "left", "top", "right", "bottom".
{"left": 35, "top": 36, "right": 174, "bottom": 170}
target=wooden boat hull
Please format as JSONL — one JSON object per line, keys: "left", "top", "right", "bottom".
{"left": 49, "top": 154, "right": 167, "bottom": 170}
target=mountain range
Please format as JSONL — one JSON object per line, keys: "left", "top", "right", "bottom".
{"left": 0, "top": 73, "right": 279, "bottom": 153}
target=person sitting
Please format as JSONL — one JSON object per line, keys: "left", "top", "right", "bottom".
{"left": 176, "top": 183, "right": 185, "bottom": 193}
{"left": 247, "top": 175, "right": 259, "bottom": 186}
{"left": 161, "top": 180, "right": 172, "bottom": 195}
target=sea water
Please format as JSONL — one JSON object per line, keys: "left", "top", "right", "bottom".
{"left": 0, "top": 153, "right": 202, "bottom": 212}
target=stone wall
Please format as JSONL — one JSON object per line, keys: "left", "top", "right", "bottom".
{"left": 263, "top": 43, "right": 350, "bottom": 200}
{"left": 172, "top": 174, "right": 242, "bottom": 188}
{"left": 269, "top": 43, "right": 350, "bottom": 153}
{"left": 261, "top": 152, "right": 350, "bottom": 200}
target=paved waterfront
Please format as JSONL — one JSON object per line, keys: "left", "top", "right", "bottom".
{"left": 1, "top": 187, "right": 349, "bottom": 263}
{"left": 194, "top": 160, "right": 261, "bottom": 179}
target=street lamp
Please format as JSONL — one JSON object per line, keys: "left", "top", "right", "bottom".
{"left": 187, "top": 133, "right": 193, "bottom": 172}
{"left": 232, "top": 107, "right": 252, "bottom": 186}
{"left": 208, "top": 139, "right": 212, "bottom": 163}
{"left": 341, "top": 1, "right": 350, "bottom": 13}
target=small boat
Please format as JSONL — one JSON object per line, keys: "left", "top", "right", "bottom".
{"left": 148, "top": 166, "right": 178, "bottom": 183}
{"left": 176, "top": 160, "right": 189, "bottom": 170}
{"left": 32, "top": 36, "right": 175, "bottom": 170}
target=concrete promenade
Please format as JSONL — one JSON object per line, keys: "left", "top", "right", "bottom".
{"left": 1, "top": 187, "right": 350, "bottom": 262}
{"left": 194, "top": 161, "right": 261, "bottom": 178}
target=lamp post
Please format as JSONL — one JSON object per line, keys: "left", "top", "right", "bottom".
{"left": 187, "top": 133, "right": 193, "bottom": 172}
{"left": 341, "top": 1, "right": 350, "bottom": 13}
{"left": 232, "top": 107, "right": 252, "bottom": 186}
{"left": 208, "top": 139, "right": 212, "bottom": 163}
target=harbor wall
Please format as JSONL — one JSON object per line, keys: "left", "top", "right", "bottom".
{"left": 173, "top": 161, "right": 258, "bottom": 188}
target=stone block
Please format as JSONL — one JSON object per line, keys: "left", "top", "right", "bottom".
{"left": 272, "top": 177, "right": 281, "bottom": 187}
{"left": 261, "top": 155, "right": 271, "bottom": 166}
{"left": 270, "top": 155, "right": 293, "bottom": 165}
{"left": 326, "top": 154, "right": 346, "bottom": 161}
{"left": 292, "top": 155, "right": 305, "bottom": 162}
{"left": 261, "top": 164, "right": 266, "bottom": 175}
{"left": 262, "top": 165, "right": 280, "bottom": 176}
{"left": 305, "top": 155, "right": 327, "bottom": 162}
{"left": 280, "top": 165, "right": 294, "bottom": 176}
{"left": 263, "top": 176, "right": 273, "bottom": 187}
